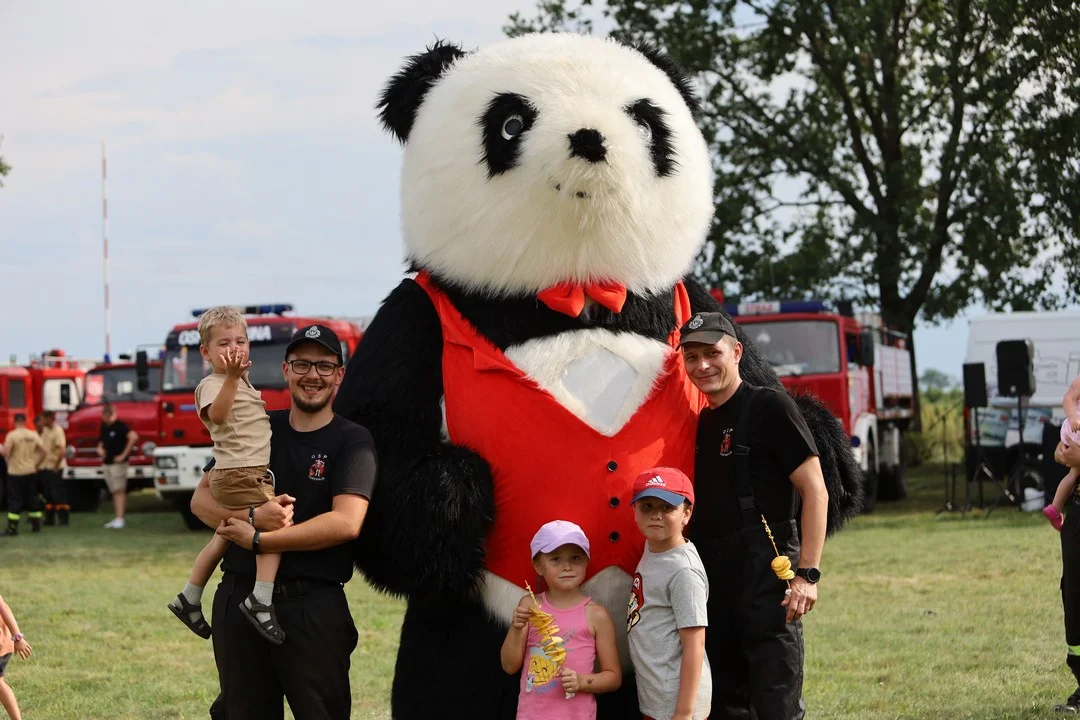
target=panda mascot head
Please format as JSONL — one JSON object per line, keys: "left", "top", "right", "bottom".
{"left": 336, "top": 31, "right": 860, "bottom": 720}
{"left": 380, "top": 32, "right": 714, "bottom": 295}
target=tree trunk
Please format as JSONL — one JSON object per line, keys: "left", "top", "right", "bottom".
{"left": 896, "top": 318, "right": 922, "bottom": 432}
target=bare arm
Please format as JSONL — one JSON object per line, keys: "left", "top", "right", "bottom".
{"left": 118, "top": 430, "right": 139, "bottom": 461}
{"left": 674, "top": 626, "right": 706, "bottom": 719}
{"left": 0, "top": 594, "right": 22, "bottom": 637}
{"left": 500, "top": 595, "right": 532, "bottom": 674}
{"left": 1065, "top": 375, "right": 1080, "bottom": 430}
{"left": 571, "top": 604, "right": 621, "bottom": 694}
{"left": 217, "top": 493, "right": 369, "bottom": 552}
{"left": 204, "top": 375, "right": 240, "bottom": 426}
{"left": 190, "top": 472, "right": 294, "bottom": 531}
{"left": 791, "top": 455, "right": 828, "bottom": 569}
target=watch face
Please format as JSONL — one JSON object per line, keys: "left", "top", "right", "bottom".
{"left": 806, "top": 568, "right": 821, "bottom": 583}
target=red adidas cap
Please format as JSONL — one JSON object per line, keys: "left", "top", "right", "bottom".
{"left": 631, "top": 466, "right": 694, "bottom": 506}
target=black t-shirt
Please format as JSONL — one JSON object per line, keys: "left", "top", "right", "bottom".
{"left": 690, "top": 383, "right": 819, "bottom": 540}
{"left": 221, "top": 410, "right": 377, "bottom": 584}
{"left": 100, "top": 420, "right": 132, "bottom": 464}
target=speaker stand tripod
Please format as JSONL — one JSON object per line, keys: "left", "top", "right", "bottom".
{"left": 985, "top": 396, "right": 1025, "bottom": 519}
{"left": 934, "top": 403, "right": 964, "bottom": 514}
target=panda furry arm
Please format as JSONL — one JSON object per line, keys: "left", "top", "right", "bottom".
{"left": 334, "top": 278, "right": 494, "bottom": 602}
{"left": 683, "top": 277, "right": 863, "bottom": 532}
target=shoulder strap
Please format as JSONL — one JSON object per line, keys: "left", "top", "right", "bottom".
{"left": 734, "top": 383, "right": 760, "bottom": 527}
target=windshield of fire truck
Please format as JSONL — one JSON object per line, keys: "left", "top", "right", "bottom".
{"left": 739, "top": 320, "right": 841, "bottom": 377}
{"left": 82, "top": 366, "right": 161, "bottom": 406}
{"left": 162, "top": 344, "right": 288, "bottom": 392}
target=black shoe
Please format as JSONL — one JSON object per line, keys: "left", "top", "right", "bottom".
{"left": 5, "top": 520, "right": 17, "bottom": 537}
{"left": 30, "top": 518, "right": 41, "bottom": 533}
{"left": 1055, "top": 688, "right": 1080, "bottom": 713}
{"left": 58, "top": 509, "right": 70, "bottom": 526}
{"left": 44, "top": 509, "right": 56, "bottom": 526}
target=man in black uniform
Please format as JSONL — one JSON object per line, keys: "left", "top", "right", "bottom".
{"left": 680, "top": 312, "right": 829, "bottom": 720}
{"left": 191, "top": 324, "right": 377, "bottom": 720}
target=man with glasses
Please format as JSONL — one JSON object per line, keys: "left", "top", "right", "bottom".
{"left": 191, "top": 323, "right": 377, "bottom": 719}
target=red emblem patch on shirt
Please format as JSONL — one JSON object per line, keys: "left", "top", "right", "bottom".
{"left": 309, "top": 455, "right": 326, "bottom": 481}
{"left": 719, "top": 430, "right": 733, "bottom": 457}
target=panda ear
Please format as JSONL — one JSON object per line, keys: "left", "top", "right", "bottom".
{"left": 627, "top": 40, "right": 702, "bottom": 119}
{"left": 377, "top": 39, "right": 466, "bottom": 143}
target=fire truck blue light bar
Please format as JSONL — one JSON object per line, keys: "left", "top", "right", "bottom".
{"left": 723, "top": 300, "right": 829, "bottom": 316}
{"left": 191, "top": 304, "right": 294, "bottom": 318}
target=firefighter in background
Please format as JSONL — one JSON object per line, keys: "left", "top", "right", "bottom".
{"left": 39, "top": 411, "right": 70, "bottom": 526}
{"left": 0, "top": 413, "right": 46, "bottom": 536}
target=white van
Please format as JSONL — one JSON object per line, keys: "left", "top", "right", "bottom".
{"left": 964, "top": 309, "right": 1080, "bottom": 447}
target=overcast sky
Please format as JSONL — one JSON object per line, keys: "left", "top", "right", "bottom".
{"left": 1, "top": 0, "right": 972, "bottom": 379}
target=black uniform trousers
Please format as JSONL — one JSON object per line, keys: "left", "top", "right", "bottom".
{"left": 697, "top": 519, "right": 806, "bottom": 720}
{"left": 6, "top": 473, "right": 42, "bottom": 520}
{"left": 1062, "top": 495, "right": 1080, "bottom": 686}
{"left": 209, "top": 573, "right": 359, "bottom": 720}
{"left": 39, "top": 469, "right": 68, "bottom": 508}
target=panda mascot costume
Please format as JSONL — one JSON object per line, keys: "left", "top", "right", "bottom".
{"left": 334, "top": 32, "right": 860, "bottom": 719}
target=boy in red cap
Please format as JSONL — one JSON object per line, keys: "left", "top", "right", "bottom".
{"left": 627, "top": 467, "right": 711, "bottom": 720}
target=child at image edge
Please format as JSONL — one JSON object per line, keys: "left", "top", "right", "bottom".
{"left": 1045, "top": 373, "right": 1080, "bottom": 531}
{"left": 501, "top": 519, "right": 622, "bottom": 719}
{"left": 167, "top": 306, "right": 285, "bottom": 645}
{"left": 627, "top": 467, "right": 711, "bottom": 720}
{"left": 0, "top": 591, "right": 32, "bottom": 720}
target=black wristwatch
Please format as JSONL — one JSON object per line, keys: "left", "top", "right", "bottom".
{"left": 795, "top": 567, "right": 821, "bottom": 583}
{"left": 252, "top": 530, "right": 262, "bottom": 555}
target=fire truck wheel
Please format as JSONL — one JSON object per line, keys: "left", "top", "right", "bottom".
{"left": 877, "top": 435, "right": 909, "bottom": 502}
{"left": 66, "top": 480, "right": 102, "bottom": 513}
{"left": 862, "top": 435, "right": 878, "bottom": 513}
{"left": 173, "top": 494, "right": 211, "bottom": 531}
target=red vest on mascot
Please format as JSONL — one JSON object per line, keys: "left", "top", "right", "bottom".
{"left": 415, "top": 271, "right": 707, "bottom": 588}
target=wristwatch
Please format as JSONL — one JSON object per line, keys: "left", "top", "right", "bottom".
{"left": 12, "top": 633, "right": 24, "bottom": 642}
{"left": 795, "top": 567, "right": 821, "bottom": 583}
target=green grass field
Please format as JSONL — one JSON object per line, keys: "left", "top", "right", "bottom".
{"left": 0, "top": 468, "right": 1073, "bottom": 719}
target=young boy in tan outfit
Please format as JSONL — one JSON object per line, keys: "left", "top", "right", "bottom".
{"left": 168, "top": 306, "right": 285, "bottom": 645}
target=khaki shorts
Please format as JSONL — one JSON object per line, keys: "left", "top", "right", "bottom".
{"left": 103, "top": 463, "right": 128, "bottom": 494}
{"left": 210, "top": 464, "right": 275, "bottom": 510}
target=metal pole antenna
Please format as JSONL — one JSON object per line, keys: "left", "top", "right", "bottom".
{"left": 102, "top": 139, "right": 111, "bottom": 362}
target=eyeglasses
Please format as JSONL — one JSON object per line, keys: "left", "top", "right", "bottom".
{"left": 285, "top": 359, "right": 341, "bottom": 377}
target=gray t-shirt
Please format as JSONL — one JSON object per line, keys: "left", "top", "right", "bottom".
{"left": 627, "top": 540, "right": 712, "bottom": 720}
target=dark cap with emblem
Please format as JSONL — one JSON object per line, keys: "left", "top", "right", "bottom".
{"left": 285, "top": 324, "right": 344, "bottom": 363}
{"left": 678, "top": 311, "right": 738, "bottom": 347}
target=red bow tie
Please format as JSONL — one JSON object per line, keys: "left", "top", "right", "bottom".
{"left": 537, "top": 281, "right": 627, "bottom": 317}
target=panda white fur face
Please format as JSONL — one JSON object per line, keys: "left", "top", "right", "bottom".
{"left": 398, "top": 33, "right": 714, "bottom": 297}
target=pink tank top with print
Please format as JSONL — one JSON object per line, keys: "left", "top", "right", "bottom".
{"left": 517, "top": 593, "right": 597, "bottom": 720}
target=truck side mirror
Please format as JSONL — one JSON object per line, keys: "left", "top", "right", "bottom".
{"left": 60, "top": 384, "right": 72, "bottom": 406}
{"left": 858, "top": 329, "right": 876, "bottom": 367}
{"left": 136, "top": 350, "right": 149, "bottom": 391}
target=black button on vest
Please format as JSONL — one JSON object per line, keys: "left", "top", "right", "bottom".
{"left": 607, "top": 460, "right": 617, "bottom": 471}
{"left": 609, "top": 531, "right": 620, "bottom": 542}
{"left": 609, "top": 497, "right": 620, "bottom": 508}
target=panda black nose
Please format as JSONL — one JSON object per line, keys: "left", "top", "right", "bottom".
{"left": 568, "top": 128, "right": 607, "bottom": 163}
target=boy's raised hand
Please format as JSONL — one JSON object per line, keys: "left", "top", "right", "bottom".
{"left": 220, "top": 347, "right": 252, "bottom": 379}
{"left": 14, "top": 636, "right": 31, "bottom": 659}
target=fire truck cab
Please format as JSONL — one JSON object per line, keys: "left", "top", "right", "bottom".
{"left": 724, "top": 300, "right": 917, "bottom": 508}
{"left": 62, "top": 356, "right": 163, "bottom": 512}
{"left": 145, "top": 304, "right": 367, "bottom": 529}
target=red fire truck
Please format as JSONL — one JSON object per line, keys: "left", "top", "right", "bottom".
{"left": 722, "top": 299, "right": 917, "bottom": 509}
{"left": 61, "top": 356, "right": 163, "bottom": 512}
{"left": 144, "top": 304, "right": 367, "bottom": 528}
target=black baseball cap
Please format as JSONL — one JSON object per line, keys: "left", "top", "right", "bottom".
{"left": 285, "top": 324, "right": 344, "bottom": 364}
{"left": 678, "top": 312, "right": 738, "bottom": 347}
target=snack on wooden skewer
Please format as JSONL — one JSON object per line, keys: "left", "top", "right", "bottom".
{"left": 524, "top": 581, "right": 574, "bottom": 699}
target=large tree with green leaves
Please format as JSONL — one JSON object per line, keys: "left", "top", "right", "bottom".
{"left": 507, "top": 0, "right": 1080, "bottom": 371}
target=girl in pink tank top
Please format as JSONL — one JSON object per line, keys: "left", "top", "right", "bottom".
{"left": 500, "top": 520, "right": 622, "bottom": 720}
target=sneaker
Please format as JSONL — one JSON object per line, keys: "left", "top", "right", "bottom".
{"left": 1044, "top": 505, "right": 1065, "bottom": 532}
{"left": 1055, "top": 688, "right": 1080, "bottom": 713}
{"left": 103, "top": 517, "right": 126, "bottom": 529}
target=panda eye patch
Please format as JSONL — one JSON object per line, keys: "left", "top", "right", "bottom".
{"left": 625, "top": 99, "right": 675, "bottom": 177}
{"left": 480, "top": 92, "right": 538, "bottom": 178}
